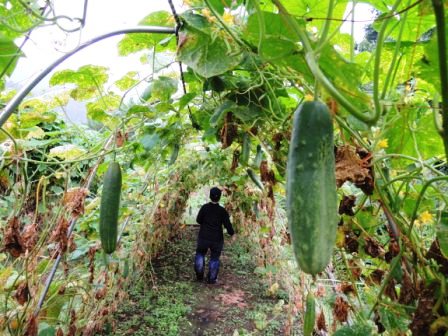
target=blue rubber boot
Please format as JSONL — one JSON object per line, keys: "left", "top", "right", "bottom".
{"left": 207, "top": 259, "right": 220, "bottom": 284}
{"left": 194, "top": 253, "right": 205, "bottom": 281}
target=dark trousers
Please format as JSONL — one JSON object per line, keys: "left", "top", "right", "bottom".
{"left": 194, "top": 238, "right": 223, "bottom": 283}
{"left": 196, "top": 238, "right": 223, "bottom": 260}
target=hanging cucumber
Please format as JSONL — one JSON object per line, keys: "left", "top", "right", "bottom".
{"left": 247, "top": 168, "right": 264, "bottom": 191}
{"left": 240, "top": 132, "right": 251, "bottom": 165}
{"left": 253, "top": 144, "right": 264, "bottom": 167}
{"left": 169, "top": 143, "right": 180, "bottom": 165}
{"left": 99, "top": 162, "right": 122, "bottom": 254}
{"left": 286, "top": 101, "right": 338, "bottom": 275}
{"left": 303, "top": 292, "right": 316, "bottom": 336}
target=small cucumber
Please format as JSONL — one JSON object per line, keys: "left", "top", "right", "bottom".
{"left": 169, "top": 143, "right": 180, "bottom": 165}
{"left": 247, "top": 168, "right": 264, "bottom": 191}
{"left": 253, "top": 144, "right": 264, "bottom": 167}
{"left": 303, "top": 292, "right": 316, "bottom": 336}
{"left": 240, "top": 132, "right": 251, "bottom": 165}
{"left": 99, "top": 162, "right": 122, "bottom": 254}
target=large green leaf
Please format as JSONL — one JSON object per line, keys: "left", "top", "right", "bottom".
{"left": 0, "top": 34, "right": 22, "bottom": 88}
{"left": 383, "top": 105, "right": 442, "bottom": 159}
{"left": 0, "top": 1, "right": 39, "bottom": 39}
{"left": 244, "top": 12, "right": 296, "bottom": 44}
{"left": 177, "top": 14, "right": 244, "bottom": 78}
{"left": 372, "top": 3, "right": 435, "bottom": 42}
{"left": 118, "top": 11, "right": 175, "bottom": 55}
{"left": 319, "top": 45, "right": 371, "bottom": 112}
{"left": 417, "top": 32, "right": 448, "bottom": 95}
{"left": 50, "top": 65, "right": 109, "bottom": 100}
{"left": 49, "top": 144, "right": 87, "bottom": 160}
{"left": 150, "top": 76, "right": 178, "bottom": 101}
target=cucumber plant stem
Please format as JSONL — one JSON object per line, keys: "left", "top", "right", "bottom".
{"left": 373, "top": 0, "right": 403, "bottom": 120}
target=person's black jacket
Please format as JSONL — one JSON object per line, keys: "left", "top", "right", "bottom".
{"left": 196, "top": 202, "right": 234, "bottom": 242}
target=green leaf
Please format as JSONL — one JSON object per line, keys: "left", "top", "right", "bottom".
{"left": 86, "top": 93, "right": 122, "bottom": 128}
{"left": 38, "top": 325, "right": 56, "bottom": 336}
{"left": 50, "top": 65, "right": 109, "bottom": 100}
{"left": 0, "top": 34, "right": 22, "bottom": 80}
{"left": 378, "top": 306, "right": 410, "bottom": 332}
{"left": 0, "top": 2, "right": 39, "bottom": 39}
{"left": 210, "top": 100, "right": 236, "bottom": 126}
{"left": 150, "top": 76, "right": 178, "bottom": 101}
{"left": 18, "top": 111, "right": 57, "bottom": 128}
{"left": 141, "top": 133, "right": 160, "bottom": 151}
{"left": 245, "top": 12, "right": 296, "bottom": 43}
{"left": 319, "top": 45, "right": 371, "bottom": 113}
{"left": 118, "top": 11, "right": 175, "bottom": 55}
{"left": 179, "top": 92, "right": 197, "bottom": 111}
{"left": 49, "top": 144, "right": 87, "bottom": 160}
{"left": 178, "top": 16, "right": 244, "bottom": 78}
{"left": 383, "top": 105, "right": 442, "bottom": 159}
{"left": 208, "top": 0, "right": 225, "bottom": 14}
{"left": 115, "top": 71, "right": 139, "bottom": 90}
{"left": 333, "top": 323, "right": 373, "bottom": 336}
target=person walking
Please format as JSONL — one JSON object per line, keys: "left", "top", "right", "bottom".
{"left": 194, "top": 187, "right": 235, "bottom": 284}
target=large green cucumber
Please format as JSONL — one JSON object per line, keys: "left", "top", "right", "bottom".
{"left": 99, "top": 162, "right": 122, "bottom": 254}
{"left": 286, "top": 101, "right": 338, "bottom": 275}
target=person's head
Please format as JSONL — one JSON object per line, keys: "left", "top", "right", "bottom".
{"left": 209, "top": 187, "right": 222, "bottom": 202}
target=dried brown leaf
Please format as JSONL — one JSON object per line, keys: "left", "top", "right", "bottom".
{"left": 368, "top": 269, "right": 385, "bottom": 286}
{"left": 22, "top": 224, "right": 38, "bottom": 251}
{"left": 23, "top": 315, "right": 38, "bottom": 336}
{"left": 317, "top": 309, "right": 327, "bottom": 331}
{"left": 220, "top": 112, "right": 237, "bottom": 149}
{"left": 50, "top": 218, "right": 69, "bottom": 254}
{"left": 399, "top": 269, "right": 417, "bottom": 305}
{"left": 231, "top": 150, "right": 239, "bottom": 172}
{"left": 14, "top": 282, "right": 30, "bottom": 305}
{"left": 364, "top": 236, "right": 385, "bottom": 258}
{"left": 340, "top": 282, "right": 355, "bottom": 295}
{"left": 338, "top": 195, "right": 356, "bottom": 216}
{"left": 63, "top": 187, "right": 89, "bottom": 218}
{"left": 409, "top": 283, "right": 438, "bottom": 336}
{"left": 333, "top": 296, "right": 349, "bottom": 323}
{"left": 1, "top": 217, "right": 24, "bottom": 257}
{"left": 335, "top": 145, "right": 374, "bottom": 194}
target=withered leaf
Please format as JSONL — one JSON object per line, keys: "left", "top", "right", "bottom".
{"left": 335, "top": 145, "right": 374, "bottom": 195}
{"left": 14, "top": 282, "right": 30, "bottom": 305}
{"left": 333, "top": 296, "right": 349, "bottom": 323}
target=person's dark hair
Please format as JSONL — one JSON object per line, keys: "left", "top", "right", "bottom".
{"left": 210, "top": 187, "right": 222, "bottom": 202}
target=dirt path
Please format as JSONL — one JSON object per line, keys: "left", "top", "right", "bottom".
{"left": 106, "top": 226, "right": 289, "bottom": 336}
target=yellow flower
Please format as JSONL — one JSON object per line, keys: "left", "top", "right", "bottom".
{"left": 201, "top": 8, "right": 216, "bottom": 22}
{"left": 377, "top": 139, "right": 388, "bottom": 149}
{"left": 304, "top": 94, "right": 314, "bottom": 101}
{"left": 223, "top": 12, "right": 234, "bottom": 24}
{"left": 419, "top": 211, "right": 433, "bottom": 224}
